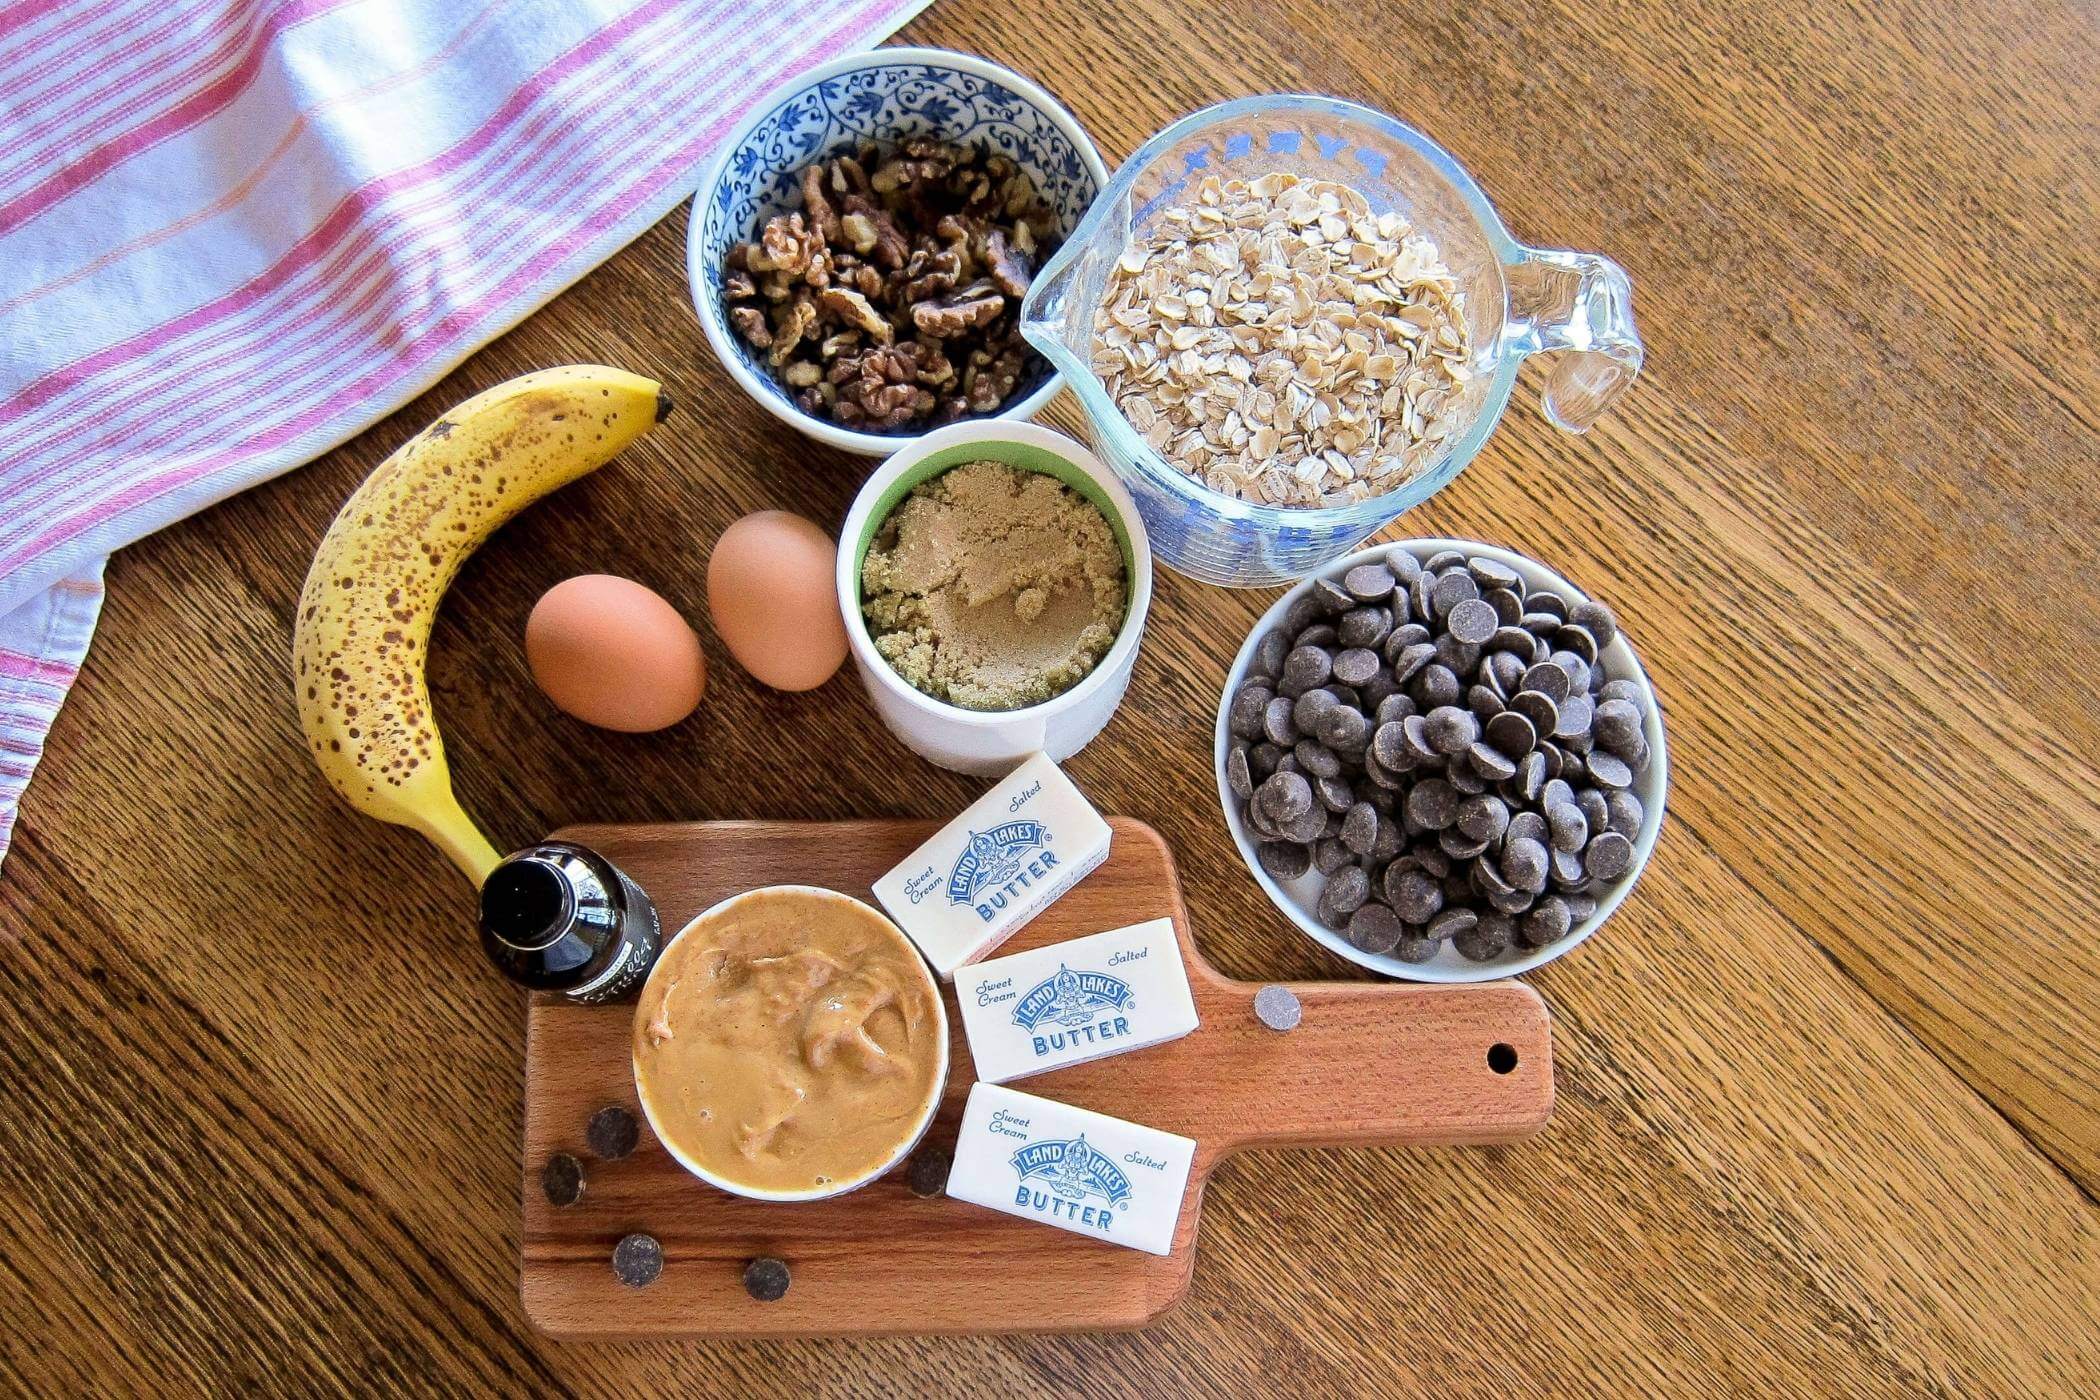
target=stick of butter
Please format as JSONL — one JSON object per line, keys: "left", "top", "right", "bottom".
{"left": 944, "top": 1082, "right": 1196, "bottom": 1256}
{"left": 872, "top": 752, "right": 1112, "bottom": 980}
{"left": 955, "top": 917, "right": 1198, "bottom": 1084}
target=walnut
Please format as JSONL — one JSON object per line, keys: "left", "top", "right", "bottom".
{"left": 830, "top": 153, "right": 873, "bottom": 196}
{"left": 870, "top": 136, "right": 957, "bottom": 193}
{"left": 729, "top": 306, "right": 771, "bottom": 348}
{"left": 768, "top": 298, "right": 817, "bottom": 365}
{"left": 840, "top": 211, "right": 879, "bottom": 255}
{"left": 723, "top": 136, "right": 1058, "bottom": 431}
{"left": 903, "top": 247, "right": 962, "bottom": 303}
{"left": 912, "top": 282, "right": 1004, "bottom": 338}
{"left": 818, "top": 287, "right": 893, "bottom": 344}
{"left": 800, "top": 164, "right": 841, "bottom": 245}
{"left": 842, "top": 194, "right": 909, "bottom": 269}
{"left": 963, "top": 345, "right": 1025, "bottom": 413}
{"left": 984, "top": 229, "right": 1031, "bottom": 299}
{"left": 748, "top": 212, "right": 817, "bottom": 276}
{"left": 909, "top": 340, "right": 955, "bottom": 389}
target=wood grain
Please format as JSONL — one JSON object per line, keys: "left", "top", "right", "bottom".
{"left": 4, "top": 0, "right": 2098, "bottom": 1393}
{"left": 521, "top": 818, "right": 1551, "bottom": 1338}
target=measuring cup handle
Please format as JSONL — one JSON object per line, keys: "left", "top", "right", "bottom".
{"left": 1506, "top": 247, "right": 1645, "bottom": 433}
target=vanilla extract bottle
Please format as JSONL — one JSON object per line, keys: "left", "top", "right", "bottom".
{"left": 479, "top": 842, "right": 661, "bottom": 1004}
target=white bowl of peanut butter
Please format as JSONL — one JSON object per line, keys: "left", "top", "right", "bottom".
{"left": 632, "top": 885, "right": 949, "bottom": 1202}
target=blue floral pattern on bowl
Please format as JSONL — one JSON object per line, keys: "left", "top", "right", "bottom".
{"left": 696, "top": 61, "right": 1101, "bottom": 433}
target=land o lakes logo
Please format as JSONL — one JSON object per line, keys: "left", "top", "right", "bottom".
{"left": 1011, "top": 1133, "right": 1131, "bottom": 1234}
{"left": 1011, "top": 963, "right": 1135, "bottom": 1057}
{"left": 946, "top": 821, "right": 1056, "bottom": 922}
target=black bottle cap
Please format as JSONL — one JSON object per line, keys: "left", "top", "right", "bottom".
{"left": 481, "top": 857, "right": 572, "bottom": 949}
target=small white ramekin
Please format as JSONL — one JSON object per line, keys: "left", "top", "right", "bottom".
{"left": 1216, "top": 539, "right": 1669, "bottom": 982}
{"left": 836, "top": 420, "right": 1154, "bottom": 774}
{"left": 631, "top": 885, "right": 948, "bottom": 1203}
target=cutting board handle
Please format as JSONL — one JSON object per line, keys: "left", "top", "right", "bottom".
{"left": 1189, "top": 971, "right": 1555, "bottom": 1157}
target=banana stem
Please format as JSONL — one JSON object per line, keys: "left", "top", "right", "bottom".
{"left": 414, "top": 791, "right": 504, "bottom": 887}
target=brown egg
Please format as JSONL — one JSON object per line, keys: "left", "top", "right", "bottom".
{"left": 706, "top": 511, "right": 848, "bottom": 691}
{"left": 525, "top": 575, "right": 706, "bottom": 732}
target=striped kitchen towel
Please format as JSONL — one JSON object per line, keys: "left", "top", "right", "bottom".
{"left": 0, "top": 0, "right": 931, "bottom": 865}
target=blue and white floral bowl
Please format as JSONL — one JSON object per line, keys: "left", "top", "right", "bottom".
{"left": 688, "top": 48, "right": 1109, "bottom": 456}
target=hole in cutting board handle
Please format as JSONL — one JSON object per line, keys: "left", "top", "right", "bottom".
{"left": 1487, "top": 1042, "right": 1519, "bottom": 1074}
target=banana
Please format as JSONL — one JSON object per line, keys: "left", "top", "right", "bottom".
{"left": 293, "top": 365, "right": 672, "bottom": 884}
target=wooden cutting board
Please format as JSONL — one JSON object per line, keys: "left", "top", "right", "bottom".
{"left": 520, "top": 818, "right": 1553, "bottom": 1338}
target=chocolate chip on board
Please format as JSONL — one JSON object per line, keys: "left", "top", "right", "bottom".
{"left": 908, "top": 1147, "right": 951, "bottom": 1198}
{"left": 541, "top": 1153, "right": 585, "bottom": 1208}
{"left": 587, "top": 1105, "right": 640, "bottom": 1161}
{"left": 743, "top": 1256, "right": 792, "bottom": 1302}
{"left": 1254, "top": 983, "right": 1304, "bottom": 1030}
{"left": 612, "top": 1234, "right": 664, "bottom": 1288}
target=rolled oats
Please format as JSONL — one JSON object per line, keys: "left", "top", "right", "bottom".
{"left": 1094, "top": 172, "right": 1472, "bottom": 508}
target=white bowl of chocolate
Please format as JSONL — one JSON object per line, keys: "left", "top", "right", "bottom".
{"left": 631, "top": 886, "right": 948, "bottom": 1202}
{"left": 838, "top": 420, "right": 1153, "bottom": 775}
{"left": 1216, "top": 540, "right": 1669, "bottom": 982}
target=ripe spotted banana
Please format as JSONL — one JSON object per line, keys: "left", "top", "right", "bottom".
{"left": 293, "top": 365, "right": 672, "bottom": 884}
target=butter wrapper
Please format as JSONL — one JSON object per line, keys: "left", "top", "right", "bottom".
{"left": 872, "top": 753, "right": 1112, "bottom": 980}
{"left": 955, "top": 917, "right": 1198, "bottom": 1084}
{"left": 945, "top": 1082, "right": 1196, "bottom": 1256}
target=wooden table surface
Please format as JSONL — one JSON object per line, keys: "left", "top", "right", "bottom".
{"left": 4, "top": 0, "right": 2096, "bottom": 1394}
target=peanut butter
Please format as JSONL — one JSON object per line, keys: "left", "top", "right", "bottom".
{"left": 633, "top": 887, "right": 945, "bottom": 1195}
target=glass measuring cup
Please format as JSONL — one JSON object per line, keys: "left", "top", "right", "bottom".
{"left": 1020, "top": 95, "right": 1643, "bottom": 587}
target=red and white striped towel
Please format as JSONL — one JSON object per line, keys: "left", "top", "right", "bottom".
{"left": 0, "top": 0, "right": 931, "bottom": 865}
